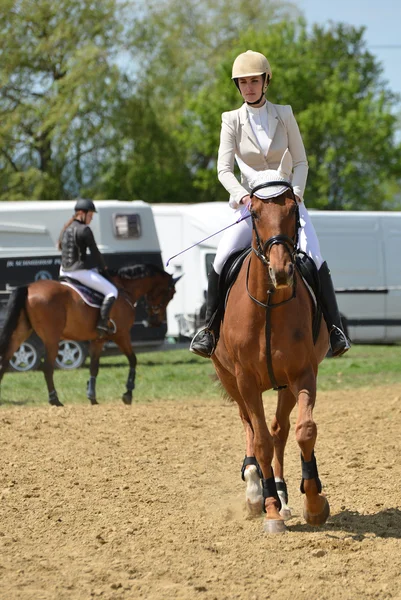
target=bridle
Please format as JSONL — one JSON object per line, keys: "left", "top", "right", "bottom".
{"left": 246, "top": 180, "right": 300, "bottom": 309}
{"left": 247, "top": 180, "right": 301, "bottom": 391}
{"left": 144, "top": 279, "right": 176, "bottom": 318}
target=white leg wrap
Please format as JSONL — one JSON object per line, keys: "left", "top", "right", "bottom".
{"left": 275, "top": 476, "right": 292, "bottom": 520}
{"left": 244, "top": 465, "right": 263, "bottom": 516}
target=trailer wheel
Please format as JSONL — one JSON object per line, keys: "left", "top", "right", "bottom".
{"left": 10, "top": 341, "right": 42, "bottom": 372}
{"left": 56, "top": 341, "right": 88, "bottom": 370}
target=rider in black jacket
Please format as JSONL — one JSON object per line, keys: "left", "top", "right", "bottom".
{"left": 58, "top": 198, "right": 118, "bottom": 336}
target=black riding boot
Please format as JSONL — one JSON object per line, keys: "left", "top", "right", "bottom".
{"left": 318, "top": 262, "right": 350, "bottom": 357}
{"left": 190, "top": 267, "right": 220, "bottom": 358}
{"left": 96, "top": 294, "right": 116, "bottom": 337}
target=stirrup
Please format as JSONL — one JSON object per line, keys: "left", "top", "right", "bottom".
{"left": 330, "top": 325, "right": 350, "bottom": 357}
{"left": 189, "top": 327, "right": 216, "bottom": 358}
{"left": 96, "top": 319, "right": 117, "bottom": 337}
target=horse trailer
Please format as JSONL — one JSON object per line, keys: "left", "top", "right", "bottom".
{"left": 152, "top": 203, "right": 401, "bottom": 345}
{"left": 0, "top": 200, "right": 166, "bottom": 371}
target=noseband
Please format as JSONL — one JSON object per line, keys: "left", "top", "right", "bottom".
{"left": 144, "top": 280, "right": 175, "bottom": 316}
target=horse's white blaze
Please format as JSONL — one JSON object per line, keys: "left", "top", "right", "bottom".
{"left": 244, "top": 465, "right": 263, "bottom": 515}
{"left": 275, "top": 476, "right": 292, "bottom": 520}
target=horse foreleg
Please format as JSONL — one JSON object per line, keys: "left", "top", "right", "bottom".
{"left": 212, "top": 359, "right": 263, "bottom": 516}
{"left": 271, "top": 388, "right": 297, "bottom": 520}
{"left": 238, "top": 408, "right": 264, "bottom": 517}
{"left": 42, "top": 343, "right": 63, "bottom": 407}
{"left": 236, "top": 373, "right": 285, "bottom": 533}
{"left": 293, "top": 373, "right": 330, "bottom": 526}
{"left": 87, "top": 340, "right": 104, "bottom": 405}
{"left": 114, "top": 333, "right": 137, "bottom": 405}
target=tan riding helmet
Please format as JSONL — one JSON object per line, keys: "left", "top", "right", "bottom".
{"left": 232, "top": 50, "right": 272, "bottom": 91}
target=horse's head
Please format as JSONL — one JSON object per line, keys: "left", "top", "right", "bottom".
{"left": 245, "top": 150, "right": 299, "bottom": 290}
{"left": 144, "top": 272, "right": 180, "bottom": 327}
{"left": 116, "top": 265, "right": 180, "bottom": 328}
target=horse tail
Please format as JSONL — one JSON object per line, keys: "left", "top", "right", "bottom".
{"left": 0, "top": 286, "right": 29, "bottom": 357}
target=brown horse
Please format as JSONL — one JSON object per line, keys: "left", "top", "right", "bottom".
{"left": 212, "top": 184, "right": 330, "bottom": 534}
{"left": 0, "top": 264, "right": 178, "bottom": 406}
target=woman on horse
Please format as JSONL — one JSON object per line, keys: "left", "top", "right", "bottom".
{"left": 58, "top": 198, "right": 118, "bottom": 337}
{"left": 190, "top": 50, "right": 350, "bottom": 359}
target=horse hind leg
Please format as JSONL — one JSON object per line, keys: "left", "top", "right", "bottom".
{"left": 0, "top": 311, "right": 32, "bottom": 394}
{"left": 42, "top": 342, "right": 63, "bottom": 407}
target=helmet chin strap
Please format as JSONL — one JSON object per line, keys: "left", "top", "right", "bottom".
{"left": 245, "top": 91, "right": 265, "bottom": 106}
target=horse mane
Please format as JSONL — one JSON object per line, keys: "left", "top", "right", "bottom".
{"left": 116, "top": 263, "right": 167, "bottom": 280}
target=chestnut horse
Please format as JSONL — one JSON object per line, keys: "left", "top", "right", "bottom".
{"left": 212, "top": 184, "right": 330, "bottom": 534}
{"left": 0, "top": 264, "right": 178, "bottom": 406}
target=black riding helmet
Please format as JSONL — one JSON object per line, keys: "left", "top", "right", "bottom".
{"left": 74, "top": 198, "right": 97, "bottom": 213}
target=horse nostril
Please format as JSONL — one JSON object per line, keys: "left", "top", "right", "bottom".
{"left": 288, "top": 263, "right": 294, "bottom": 277}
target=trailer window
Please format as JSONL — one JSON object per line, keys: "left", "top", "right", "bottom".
{"left": 113, "top": 214, "right": 142, "bottom": 239}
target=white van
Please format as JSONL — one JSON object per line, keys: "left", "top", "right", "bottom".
{"left": 153, "top": 203, "right": 401, "bottom": 344}
{"left": 310, "top": 210, "right": 401, "bottom": 344}
{"left": 0, "top": 200, "right": 165, "bottom": 370}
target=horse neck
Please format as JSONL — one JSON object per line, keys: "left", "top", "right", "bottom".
{"left": 116, "top": 275, "right": 154, "bottom": 301}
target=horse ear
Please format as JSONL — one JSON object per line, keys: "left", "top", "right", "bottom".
{"left": 235, "top": 155, "right": 259, "bottom": 181}
{"left": 278, "top": 149, "right": 293, "bottom": 179}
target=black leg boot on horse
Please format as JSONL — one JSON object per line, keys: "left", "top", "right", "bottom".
{"left": 190, "top": 266, "right": 221, "bottom": 358}
{"left": 318, "top": 262, "right": 350, "bottom": 357}
{"left": 96, "top": 293, "right": 116, "bottom": 337}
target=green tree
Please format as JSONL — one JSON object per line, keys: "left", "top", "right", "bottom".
{"left": 0, "top": 0, "right": 127, "bottom": 200}
{"left": 174, "top": 20, "right": 401, "bottom": 209}
{"left": 99, "top": 0, "right": 300, "bottom": 202}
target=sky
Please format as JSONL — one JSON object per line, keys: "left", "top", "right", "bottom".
{"left": 296, "top": 0, "right": 401, "bottom": 106}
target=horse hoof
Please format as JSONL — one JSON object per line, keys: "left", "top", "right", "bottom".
{"left": 303, "top": 495, "right": 330, "bottom": 526}
{"left": 279, "top": 507, "right": 292, "bottom": 521}
{"left": 89, "top": 399, "right": 99, "bottom": 406}
{"left": 49, "top": 399, "right": 64, "bottom": 407}
{"left": 122, "top": 392, "right": 132, "bottom": 405}
{"left": 263, "top": 518, "right": 287, "bottom": 534}
{"left": 246, "top": 499, "right": 264, "bottom": 518}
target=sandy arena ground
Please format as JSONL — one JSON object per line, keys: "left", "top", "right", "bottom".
{"left": 0, "top": 384, "right": 400, "bottom": 600}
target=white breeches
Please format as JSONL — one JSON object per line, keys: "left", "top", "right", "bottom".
{"left": 213, "top": 202, "right": 323, "bottom": 275}
{"left": 59, "top": 267, "right": 118, "bottom": 298}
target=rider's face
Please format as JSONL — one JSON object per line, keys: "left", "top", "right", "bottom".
{"left": 85, "top": 212, "right": 94, "bottom": 225}
{"left": 238, "top": 75, "right": 265, "bottom": 104}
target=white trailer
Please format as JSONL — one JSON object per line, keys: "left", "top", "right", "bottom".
{"left": 0, "top": 200, "right": 165, "bottom": 370}
{"left": 152, "top": 202, "right": 232, "bottom": 338}
{"left": 152, "top": 203, "right": 401, "bottom": 344}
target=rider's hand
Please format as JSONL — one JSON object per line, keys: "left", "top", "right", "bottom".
{"left": 240, "top": 194, "right": 252, "bottom": 210}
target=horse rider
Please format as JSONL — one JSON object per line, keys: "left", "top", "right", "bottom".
{"left": 58, "top": 198, "right": 118, "bottom": 337}
{"left": 190, "top": 50, "right": 350, "bottom": 359}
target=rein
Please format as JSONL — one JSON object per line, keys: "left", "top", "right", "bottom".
{"left": 247, "top": 181, "right": 301, "bottom": 390}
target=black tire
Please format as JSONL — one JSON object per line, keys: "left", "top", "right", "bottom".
{"left": 55, "top": 340, "right": 88, "bottom": 370}
{"left": 10, "top": 340, "right": 42, "bottom": 372}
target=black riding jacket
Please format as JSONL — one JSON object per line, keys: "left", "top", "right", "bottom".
{"left": 60, "top": 219, "right": 106, "bottom": 272}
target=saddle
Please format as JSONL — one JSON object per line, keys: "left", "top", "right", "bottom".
{"left": 211, "top": 248, "right": 322, "bottom": 345}
{"left": 59, "top": 276, "right": 104, "bottom": 308}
